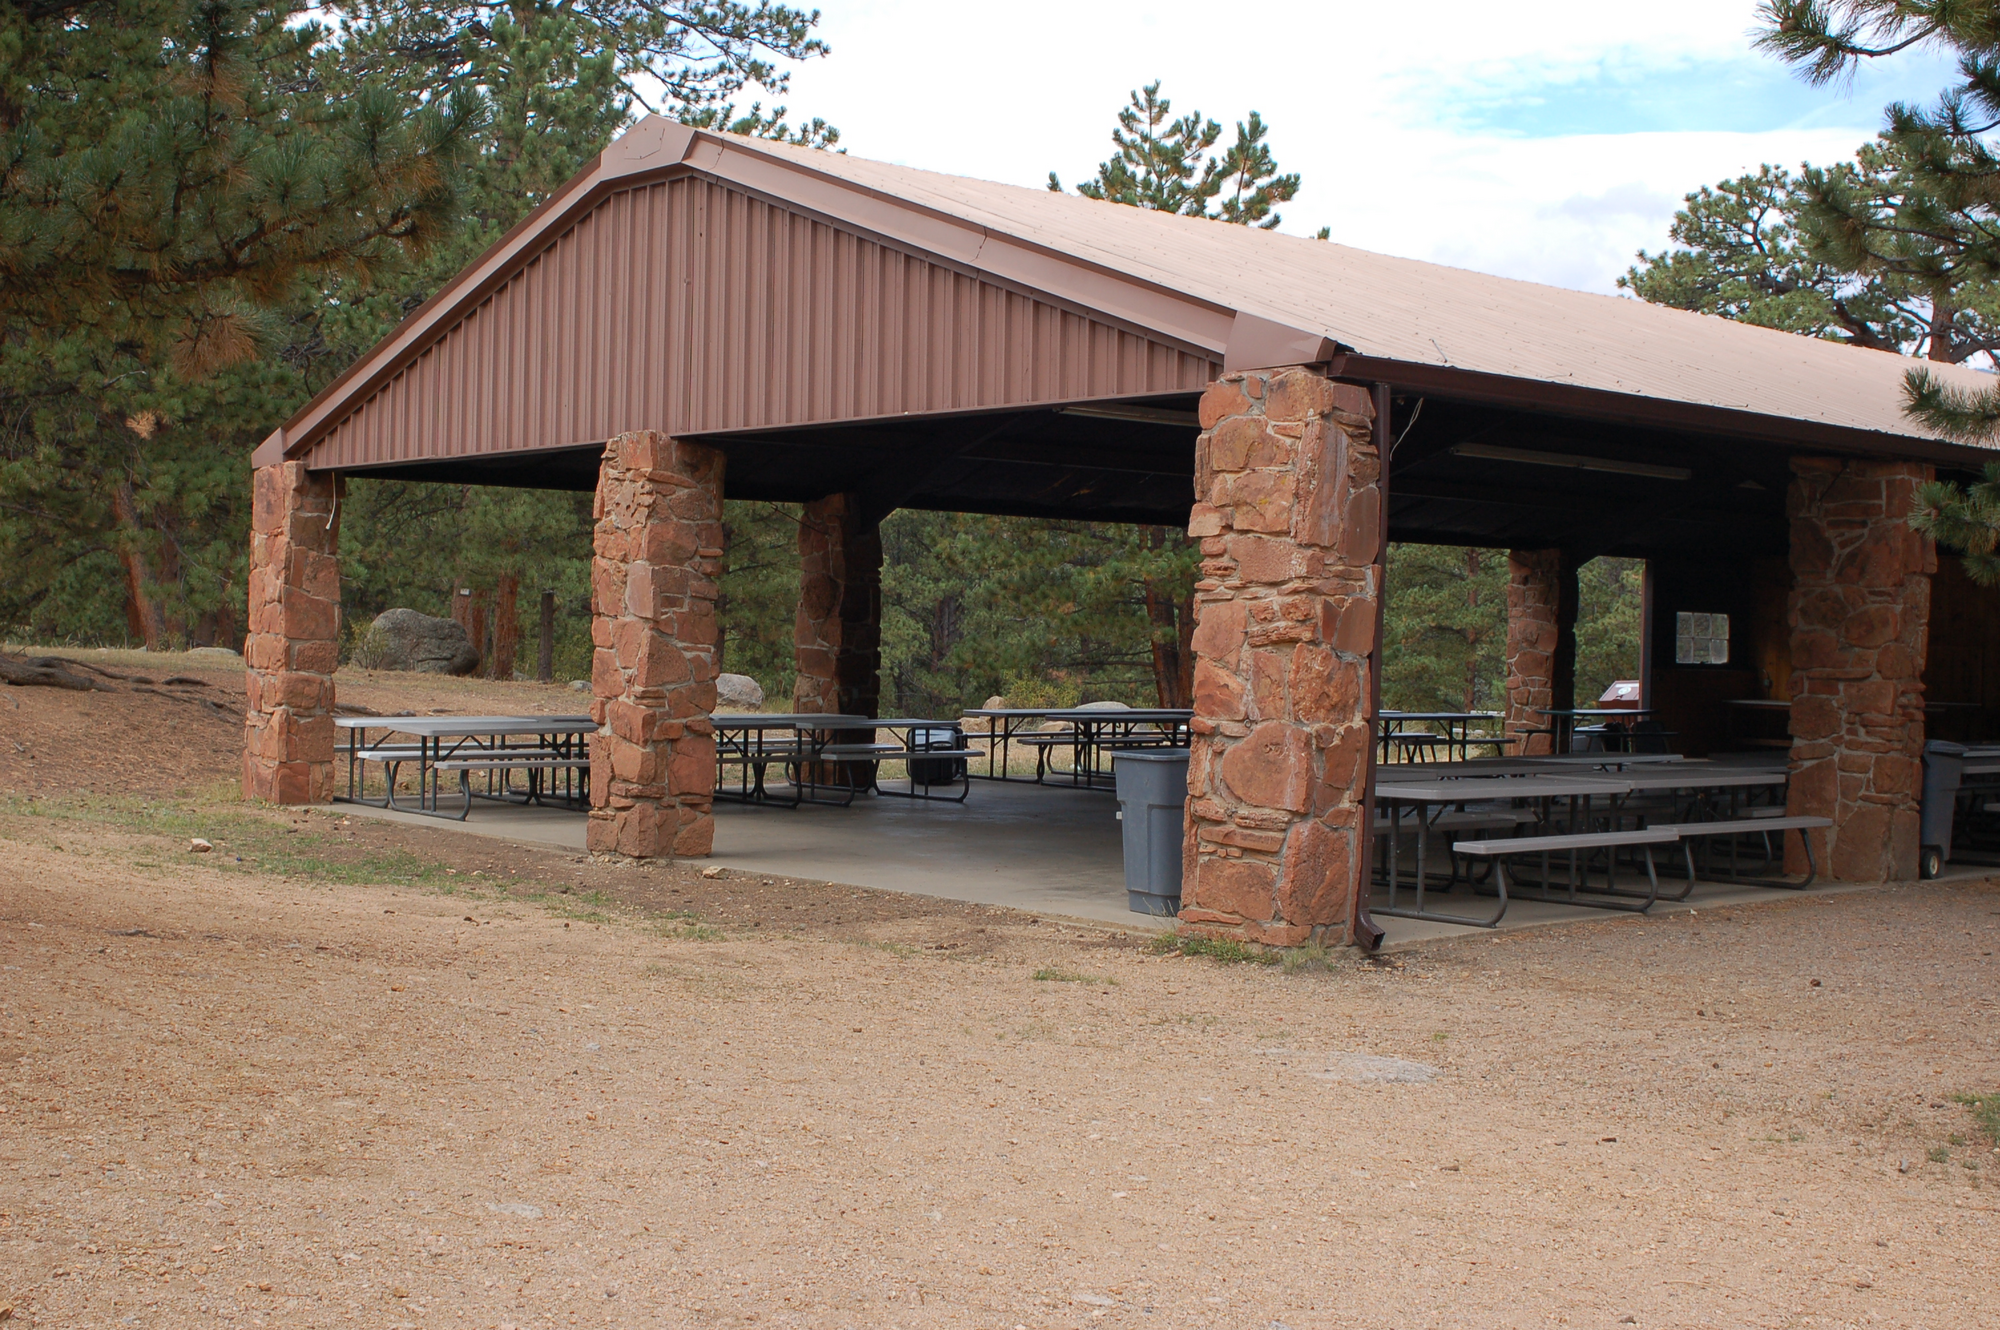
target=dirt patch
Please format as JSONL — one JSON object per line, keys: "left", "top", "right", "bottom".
{"left": 2, "top": 656, "right": 1998, "bottom": 1326}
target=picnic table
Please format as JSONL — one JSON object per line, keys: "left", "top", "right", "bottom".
{"left": 959, "top": 707, "right": 1192, "bottom": 787}
{"left": 1372, "top": 758, "right": 1804, "bottom": 927}
{"left": 1374, "top": 772, "right": 1635, "bottom": 927}
{"left": 335, "top": 714, "right": 594, "bottom": 819}
{"left": 713, "top": 714, "right": 977, "bottom": 806}
{"left": 1375, "top": 710, "right": 1509, "bottom": 763}
{"left": 1534, "top": 706, "right": 1658, "bottom": 754}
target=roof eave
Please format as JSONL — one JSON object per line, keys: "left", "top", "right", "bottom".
{"left": 1337, "top": 354, "right": 1979, "bottom": 464}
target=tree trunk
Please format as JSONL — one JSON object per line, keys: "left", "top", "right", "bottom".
{"left": 492, "top": 571, "right": 521, "bottom": 680}
{"left": 1141, "top": 525, "right": 1194, "bottom": 709}
{"left": 1928, "top": 291, "right": 1959, "bottom": 362}
{"left": 471, "top": 588, "right": 492, "bottom": 679}
{"left": 537, "top": 589, "right": 556, "bottom": 683}
{"left": 110, "top": 482, "right": 164, "bottom": 649}
{"left": 1463, "top": 547, "right": 1482, "bottom": 713}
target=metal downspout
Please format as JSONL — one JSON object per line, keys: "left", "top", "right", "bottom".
{"left": 1350, "top": 381, "right": 1393, "bottom": 952}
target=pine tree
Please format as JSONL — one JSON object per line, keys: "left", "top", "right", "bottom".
{"left": 1623, "top": 154, "right": 2000, "bottom": 364}
{"left": 1754, "top": 2, "right": 2000, "bottom": 436}
{"left": 1381, "top": 545, "right": 1508, "bottom": 716}
{"left": 1039, "top": 82, "right": 1313, "bottom": 703}
{"left": 323, "top": 3, "right": 834, "bottom": 669}
{"left": 0, "top": 1, "right": 485, "bottom": 646}
{"left": 1048, "top": 80, "right": 1302, "bottom": 230}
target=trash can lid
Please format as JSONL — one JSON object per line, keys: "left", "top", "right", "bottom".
{"left": 1110, "top": 748, "right": 1191, "bottom": 762}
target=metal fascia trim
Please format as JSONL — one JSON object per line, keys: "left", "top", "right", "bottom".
{"left": 1339, "top": 355, "right": 1987, "bottom": 463}
{"left": 1223, "top": 311, "right": 1341, "bottom": 373}
{"left": 251, "top": 426, "right": 285, "bottom": 469}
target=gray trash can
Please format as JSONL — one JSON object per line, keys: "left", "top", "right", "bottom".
{"left": 1113, "top": 748, "right": 1190, "bottom": 916}
{"left": 1921, "top": 739, "right": 1967, "bottom": 879}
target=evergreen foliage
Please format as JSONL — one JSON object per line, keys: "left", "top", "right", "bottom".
{"left": 1621, "top": 158, "right": 2000, "bottom": 360}
{"left": 0, "top": 0, "right": 829, "bottom": 656}
{"left": 1632, "top": 7, "right": 2000, "bottom": 568}
{"left": 0, "top": 1, "right": 486, "bottom": 647}
{"left": 1380, "top": 548, "right": 1641, "bottom": 718}
{"left": 1754, "top": 2, "right": 2000, "bottom": 430}
{"left": 1909, "top": 462, "right": 2000, "bottom": 584}
{"left": 1048, "top": 80, "right": 1302, "bottom": 230}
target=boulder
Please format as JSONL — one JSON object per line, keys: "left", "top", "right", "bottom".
{"left": 716, "top": 672, "right": 765, "bottom": 710}
{"left": 1075, "top": 700, "right": 1132, "bottom": 710}
{"left": 364, "top": 608, "right": 479, "bottom": 675}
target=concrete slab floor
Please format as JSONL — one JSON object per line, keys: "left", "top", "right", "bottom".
{"left": 330, "top": 778, "right": 1152, "bottom": 931}
{"left": 327, "top": 781, "right": 1959, "bottom": 948}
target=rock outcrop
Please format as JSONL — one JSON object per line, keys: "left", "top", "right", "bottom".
{"left": 365, "top": 609, "right": 479, "bottom": 675}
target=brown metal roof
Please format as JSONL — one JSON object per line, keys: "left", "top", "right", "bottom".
{"left": 259, "top": 116, "right": 1995, "bottom": 472}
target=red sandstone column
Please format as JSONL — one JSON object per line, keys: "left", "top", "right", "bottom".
{"left": 1181, "top": 367, "right": 1380, "bottom": 947}
{"left": 588, "top": 431, "right": 725, "bottom": 858}
{"left": 1503, "top": 549, "right": 1576, "bottom": 755}
{"left": 1784, "top": 457, "right": 1934, "bottom": 880}
{"left": 243, "top": 462, "right": 341, "bottom": 804}
{"left": 793, "top": 494, "right": 883, "bottom": 717}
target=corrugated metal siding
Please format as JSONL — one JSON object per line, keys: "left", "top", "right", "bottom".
{"left": 705, "top": 136, "right": 1995, "bottom": 446}
{"left": 305, "top": 177, "right": 1219, "bottom": 470}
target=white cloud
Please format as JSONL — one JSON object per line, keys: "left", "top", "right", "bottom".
{"left": 770, "top": 0, "right": 1952, "bottom": 292}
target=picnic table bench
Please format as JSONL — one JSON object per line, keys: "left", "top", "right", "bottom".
{"left": 1451, "top": 827, "right": 1678, "bottom": 922}
{"left": 714, "top": 715, "right": 977, "bottom": 805}
{"left": 336, "top": 715, "right": 593, "bottom": 818}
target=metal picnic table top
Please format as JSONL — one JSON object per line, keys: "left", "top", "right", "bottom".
{"left": 335, "top": 714, "right": 594, "bottom": 737}
{"left": 713, "top": 713, "right": 870, "bottom": 728}
{"left": 1612, "top": 765, "right": 1789, "bottom": 792}
{"left": 959, "top": 707, "right": 1192, "bottom": 722}
{"left": 1374, "top": 774, "right": 1635, "bottom": 803}
{"left": 1535, "top": 707, "right": 1658, "bottom": 719}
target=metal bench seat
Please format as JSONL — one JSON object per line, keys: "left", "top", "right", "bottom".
{"left": 717, "top": 744, "right": 821, "bottom": 763}
{"left": 427, "top": 755, "right": 590, "bottom": 819}
{"left": 1451, "top": 828, "right": 1678, "bottom": 918}
{"left": 433, "top": 756, "right": 588, "bottom": 771}
{"left": 1650, "top": 815, "right": 1831, "bottom": 889}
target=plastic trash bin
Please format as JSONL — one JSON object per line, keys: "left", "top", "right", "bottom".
{"left": 1920, "top": 739, "right": 1967, "bottom": 879}
{"left": 1113, "top": 748, "right": 1190, "bottom": 916}
{"left": 907, "top": 725, "right": 966, "bottom": 786}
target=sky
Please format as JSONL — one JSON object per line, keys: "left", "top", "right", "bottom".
{"left": 764, "top": 0, "right": 1960, "bottom": 294}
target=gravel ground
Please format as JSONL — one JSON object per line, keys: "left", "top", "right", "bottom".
{"left": 1, "top": 824, "right": 1997, "bottom": 1329}
{"left": 1, "top": 662, "right": 1998, "bottom": 1328}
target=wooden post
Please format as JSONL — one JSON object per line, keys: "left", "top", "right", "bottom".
{"left": 492, "top": 571, "right": 521, "bottom": 680}
{"left": 537, "top": 589, "right": 556, "bottom": 683}
{"left": 468, "top": 588, "right": 491, "bottom": 678}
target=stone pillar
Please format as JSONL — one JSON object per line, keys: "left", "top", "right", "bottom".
{"left": 1181, "top": 367, "right": 1380, "bottom": 948}
{"left": 793, "top": 493, "right": 883, "bottom": 717}
{"left": 1503, "top": 549, "right": 1576, "bottom": 755}
{"left": 588, "top": 431, "right": 725, "bottom": 858}
{"left": 243, "top": 461, "right": 341, "bottom": 804}
{"left": 1784, "top": 457, "right": 1934, "bottom": 880}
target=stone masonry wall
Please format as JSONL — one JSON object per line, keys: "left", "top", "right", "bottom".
{"left": 793, "top": 493, "right": 883, "bottom": 717}
{"left": 588, "top": 431, "right": 725, "bottom": 858}
{"left": 1785, "top": 457, "right": 1934, "bottom": 880}
{"left": 1182, "top": 368, "right": 1380, "bottom": 947}
{"left": 1504, "top": 549, "right": 1562, "bottom": 756}
{"left": 243, "top": 461, "right": 341, "bottom": 804}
